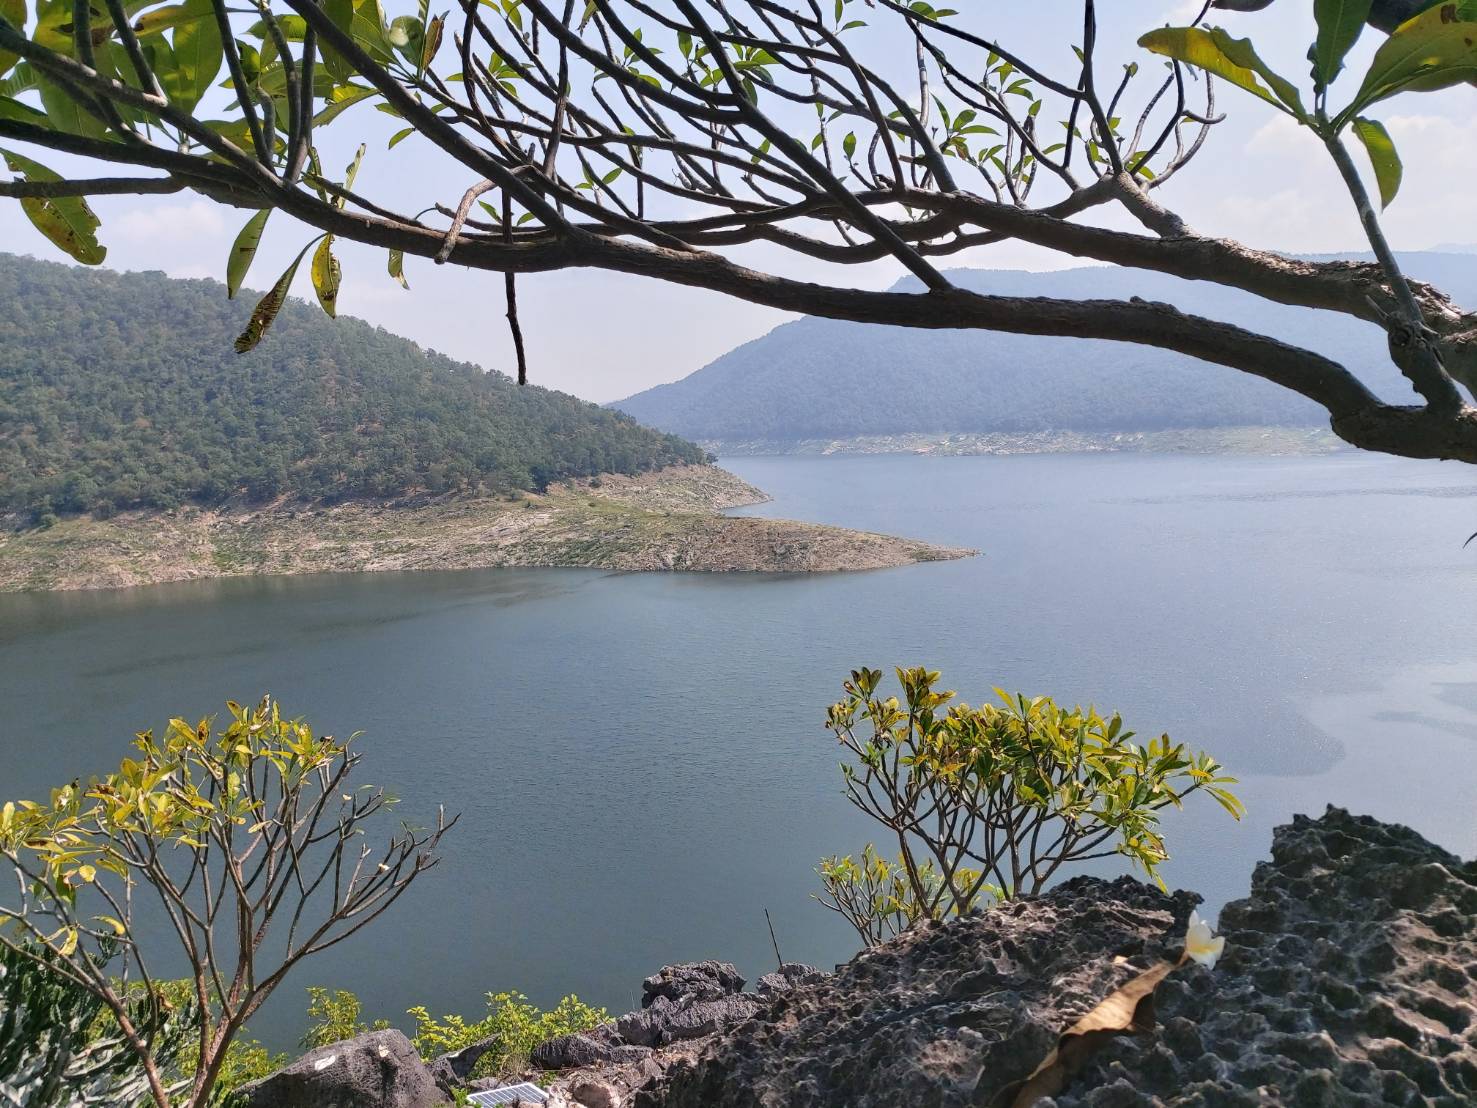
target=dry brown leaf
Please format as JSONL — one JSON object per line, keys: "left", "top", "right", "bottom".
{"left": 998, "top": 959, "right": 1178, "bottom": 1108}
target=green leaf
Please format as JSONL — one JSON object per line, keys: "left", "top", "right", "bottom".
{"left": 167, "top": 0, "right": 223, "bottom": 112}
{"left": 1, "top": 146, "right": 107, "bottom": 264}
{"left": 0, "top": 93, "right": 47, "bottom": 124}
{"left": 320, "top": 0, "right": 357, "bottom": 83}
{"left": 388, "top": 247, "right": 408, "bottom": 289}
{"left": 311, "top": 233, "right": 341, "bottom": 316}
{"left": 314, "top": 83, "right": 375, "bottom": 127}
{"left": 226, "top": 208, "right": 271, "bottom": 298}
{"left": 235, "top": 239, "right": 314, "bottom": 353}
{"left": 37, "top": 77, "right": 112, "bottom": 140}
{"left": 1312, "top": 0, "right": 1374, "bottom": 89}
{"left": 0, "top": 0, "right": 26, "bottom": 79}
{"left": 1344, "top": 0, "right": 1477, "bottom": 119}
{"left": 0, "top": 61, "right": 38, "bottom": 98}
{"left": 350, "top": 0, "right": 394, "bottom": 64}
{"left": 1350, "top": 115, "right": 1402, "bottom": 207}
{"left": 343, "top": 143, "right": 365, "bottom": 195}
{"left": 1138, "top": 26, "right": 1306, "bottom": 120}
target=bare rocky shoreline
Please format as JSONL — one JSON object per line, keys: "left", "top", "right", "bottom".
{"left": 0, "top": 465, "right": 972, "bottom": 593}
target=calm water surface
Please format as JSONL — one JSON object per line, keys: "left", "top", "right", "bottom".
{"left": 3, "top": 452, "right": 1476, "bottom": 1046}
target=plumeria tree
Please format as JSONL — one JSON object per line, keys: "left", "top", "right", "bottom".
{"left": 0, "top": 697, "right": 454, "bottom": 1108}
{"left": 1, "top": 0, "right": 1475, "bottom": 453}
{"left": 818, "top": 667, "right": 1242, "bottom": 945}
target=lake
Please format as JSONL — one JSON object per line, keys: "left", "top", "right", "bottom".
{"left": 3, "top": 451, "right": 1476, "bottom": 1048}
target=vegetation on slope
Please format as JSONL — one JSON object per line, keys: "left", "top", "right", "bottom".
{"left": 615, "top": 253, "right": 1477, "bottom": 444}
{"left": 0, "top": 253, "right": 706, "bottom": 521}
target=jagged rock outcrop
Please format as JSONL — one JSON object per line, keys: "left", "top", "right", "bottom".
{"left": 1051, "top": 807, "right": 1477, "bottom": 1107}
{"left": 537, "top": 808, "right": 1477, "bottom": 1108}
{"left": 537, "top": 962, "right": 834, "bottom": 1107}
{"left": 235, "top": 1029, "right": 445, "bottom": 1108}
{"left": 635, "top": 877, "right": 1198, "bottom": 1107}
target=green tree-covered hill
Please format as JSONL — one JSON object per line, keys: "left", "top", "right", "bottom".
{"left": 614, "top": 253, "right": 1477, "bottom": 445}
{"left": 0, "top": 253, "right": 706, "bottom": 519}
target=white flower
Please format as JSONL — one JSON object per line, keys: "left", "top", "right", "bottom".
{"left": 1184, "top": 910, "right": 1225, "bottom": 969}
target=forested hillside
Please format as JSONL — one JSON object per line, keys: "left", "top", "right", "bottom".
{"left": 615, "top": 252, "right": 1477, "bottom": 445}
{"left": 0, "top": 254, "right": 706, "bottom": 519}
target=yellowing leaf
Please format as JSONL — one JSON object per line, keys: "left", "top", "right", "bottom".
{"left": 1, "top": 147, "right": 107, "bottom": 264}
{"left": 1138, "top": 26, "right": 1306, "bottom": 120}
{"left": 388, "top": 247, "right": 409, "bottom": 289}
{"left": 311, "top": 234, "right": 342, "bottom": 317}
{"left": 422, "top": 12, "right": 444, "bottom": 72}
{"left": 1009, "top": 960, "right": 1178, "bottom": 1107}
{"left": 235, "top": 240, "right": 314, "bottom": 353}
{"left": 1346, "top": 0, "right": 1477, "bottom": 116}
{"left": 96, "top": 914, "right": 127, "bottom": 936}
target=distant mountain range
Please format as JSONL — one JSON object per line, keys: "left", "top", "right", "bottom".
{"left": 0, "top": 253, "right": 706, "bottom": 520}
{"left": 614, "top": 252, "right": 1477, "bottom": 447}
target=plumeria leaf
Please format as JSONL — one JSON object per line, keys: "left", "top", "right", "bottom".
{"left": 1350, "top": 116, "right": 1402, "bottom": 207}
{"left": 235, "top": 239, "right": 314, "bottom": 352}
{"left": 1, "top": 147, "right": 107, "bottom": 264}
{"left": 226, "top": 209, "right": 271, "bottom": 298}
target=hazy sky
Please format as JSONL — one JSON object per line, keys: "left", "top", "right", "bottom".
{"left": 4, "top": 2, "right": 1475, "bottom": 403}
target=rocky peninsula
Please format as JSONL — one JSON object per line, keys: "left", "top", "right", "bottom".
{"left": 241, "top": 807, "right": 1477, "bottom": 1107}
{"left": 0, "top": 465, "right": 972, "bottom": 592}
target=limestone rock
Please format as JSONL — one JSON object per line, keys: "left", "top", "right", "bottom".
{"left": 634, "top": 808, "right": 1477, "bottom": 1108}
{"left": 235, "top": 1029, "right": 446, "bottom": 1108}
{"left": 756, "top": 963, "right": 829, "bottom": 997}
{"left": 639, "top": 877, "right": 1194, "bottom": 1107}
{"left": 640, "top": 962, "right": 746, "bottom": 1006}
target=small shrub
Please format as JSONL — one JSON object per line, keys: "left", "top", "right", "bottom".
{"left": 819, "top": 667, "right": 1242, "bottom": 946}
{"left": 301, "top": 987, "right": 391, "bottom": 1049}
{"left": 408, "top": 991, "right": 609, "bottom": 1079}
{"left": 35, "top": 511, "right": 59, "bottom": 531}
{"left": 815, "top": 845, "right": 996, "bottom": 948}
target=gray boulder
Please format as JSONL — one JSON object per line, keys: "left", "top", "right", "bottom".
{"left": 640, "top": 962, "right": 746, "bottom": 1006}
{"left": 236, "top": 1029, "right": 446, "bottom": 1108}
{"left": 427, "top": 1035, "right": 502, "bottom": 1096}
{"left": 756, "top": 963, "right": 829, "bottom": 997}
{"left": 533, "top": 1026, "right": 653, "bottom": 1070}
{"left": 617, "top": 994, "right": 762, "bottom": 1048}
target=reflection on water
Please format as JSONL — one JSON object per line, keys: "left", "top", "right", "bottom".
{"left": 2, "top": 451, "right": 1476, "bottom": 1047}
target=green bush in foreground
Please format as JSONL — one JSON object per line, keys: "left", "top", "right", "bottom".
{"left": 409, "top": 992, "right": 610, "bottom": 1080}
{"left": 818, "top": 667, "right": 1244, "bottom": 947}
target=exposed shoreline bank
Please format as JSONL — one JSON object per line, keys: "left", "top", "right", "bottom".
{"left": 704, "top": 426, "right": 1345, "bottom": 457}
{"left": 0, "top": 465, "right": 973, "bottom": 593}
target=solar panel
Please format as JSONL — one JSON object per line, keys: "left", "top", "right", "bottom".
{"left": 468, "top": 1082, "right": 550, "bottom": 1105}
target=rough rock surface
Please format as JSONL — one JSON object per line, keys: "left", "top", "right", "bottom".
{"left": 235, "top": 1029, "right": 445, "bottom": 1108}
{"left": 1052, "top": 806, "right": 1477, "bottom": 1107}
{"left": 543, "top": 961, "right": 828, "bottom": 1107}
{"left": 605, "top": 808, "right": 1477, "bottom": 1107}
{"left": 638, "top": 877, "right": 1197, "bottom": 1107}
{"left": 756, "top": 963, "right": 828, "bottom": 997}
